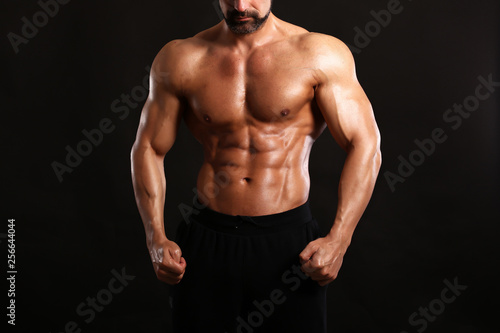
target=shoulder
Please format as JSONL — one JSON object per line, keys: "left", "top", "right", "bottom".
{"left": 274, "top": 19, "right": 352, "bottom": 65}
{"left": 301, "top": 33, "right": 353, "bottom": 66}
{"left": 297, "top": 32, "right": 356, "bottom": 83}
{"left": 152, "top": 37, "right": 205, "bottom": 75}
{"left": 151, "top": 23, "right": 221, "bottom": 79}
{"left": 150, "top": 36, "right": 208, "bottom": 93}
{"left": 153, "top": 23, "right": 220, "bottom": 67}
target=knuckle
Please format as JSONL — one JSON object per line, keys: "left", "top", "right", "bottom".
{"left": 303, "top": 265, "right": 314, "bottom": 273}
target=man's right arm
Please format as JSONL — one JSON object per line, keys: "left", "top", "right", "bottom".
{"left": 131, "top": 40, "right": 187, "bottom": 285}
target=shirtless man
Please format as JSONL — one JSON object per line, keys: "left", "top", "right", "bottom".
{"left": 131, "top": 1, "right": 381, "bottom": 332}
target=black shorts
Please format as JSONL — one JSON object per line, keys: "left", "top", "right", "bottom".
{"left": 171, "top": 200, "right": 328, "bottom": 333}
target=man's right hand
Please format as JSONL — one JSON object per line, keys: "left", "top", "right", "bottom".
{"left": 149, "top": 237, "right": 187, "bottom": 285}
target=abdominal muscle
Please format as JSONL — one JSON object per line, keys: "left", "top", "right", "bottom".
{"left": 195, "top": 124, "right": 315, "bottom": 216}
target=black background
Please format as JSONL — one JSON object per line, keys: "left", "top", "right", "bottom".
{"left": 2, "top": 0, "right": 499, "bottom": 332}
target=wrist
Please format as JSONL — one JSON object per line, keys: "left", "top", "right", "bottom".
{"left": 146, "top": 228, "right": 168, "bottom": 250}
{"left": 326, "top": 222, "right": 353, "bottom": 247}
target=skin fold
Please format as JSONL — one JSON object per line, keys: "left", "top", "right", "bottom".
{"left": 131, "top": 0, "right": 382, "bottom": 286}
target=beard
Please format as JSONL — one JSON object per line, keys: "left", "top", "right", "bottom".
{"left": 223, "top": 6, "right": 272, "bottom": 35}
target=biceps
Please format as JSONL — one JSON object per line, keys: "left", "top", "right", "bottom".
{"left": 134, "top": 90, "right": 185, "bottom": 157}
{"left": 316, "top": 81, "right": 378, "bottom": 151}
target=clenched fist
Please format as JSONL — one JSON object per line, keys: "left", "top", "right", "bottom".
{"left": 149, "top": 237, "right": 186, "bottom": 285}
{"left": 299, "top": 234, "right": 349, "bottom": 286}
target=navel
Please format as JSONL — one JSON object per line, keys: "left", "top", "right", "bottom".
{"left": 203, "top": 114, "right": 211, "bottom": 123}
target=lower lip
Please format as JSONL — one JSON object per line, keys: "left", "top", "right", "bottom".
{"left": 235, "top": 17, "right": 250, "bottom": 21}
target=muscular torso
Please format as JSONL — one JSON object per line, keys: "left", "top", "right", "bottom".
{"left": 178, "top": 24, "right": 327, "bottom": 215}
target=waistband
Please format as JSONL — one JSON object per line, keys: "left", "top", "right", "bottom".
{"left": 189, "top": 200, "right": 313, "bottom": 235}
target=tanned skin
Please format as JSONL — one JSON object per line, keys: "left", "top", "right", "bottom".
{"left": 131, "top": 0, "right": 381, "bottom": 287}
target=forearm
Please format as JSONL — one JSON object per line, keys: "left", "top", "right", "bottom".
{"left": 328, "top": 143, "right": 382, "bottom": 244}
{"left": 131, "top": 143, "right": 168, "bottom": 249}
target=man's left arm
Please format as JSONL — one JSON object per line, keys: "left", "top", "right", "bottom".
{"left": 299, "top": 35, "right": 382, "bottom": 286}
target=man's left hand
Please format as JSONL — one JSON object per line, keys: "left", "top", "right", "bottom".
{"left": 299, "top": 234, "right": 349, "bottom": 286}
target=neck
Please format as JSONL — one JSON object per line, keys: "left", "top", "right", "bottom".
{"left": 220, "top": 13, "right": 280, "bottom": 51}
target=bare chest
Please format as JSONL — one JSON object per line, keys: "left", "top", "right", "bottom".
{"left": 183, "top": 48, "right": 318, "bottom": 127}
